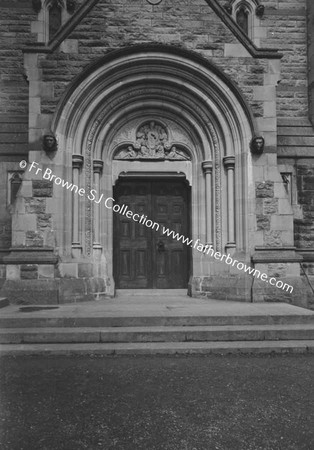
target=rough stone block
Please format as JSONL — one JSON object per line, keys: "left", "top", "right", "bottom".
{"left": 264, "top": 230, "right": 282, "bottom": 247}
{"left": 32, "top": 180, "right": 53, "bottom": 197}
{"left": 25, "top": 230, "right": 44, "bottom": 247}
{"left": 24, "top": 198, "right": 46, "bottom": 214}
{"left": 263, "top": 198, "right": 278, "bottom": 214}
{"left": 37, "top": 213, "right": 52, "bottom": 229}
{"left": 20, "top": 264, "right": 38, "bottom": 280}
{"left": 1, "top": 279, "right": 59, "bottom": 304}
{"left": 257, "top": 215, "right": 270, "bottom": 231}
{"left": 256, "top": 181, "right": 274, "bottom": 198}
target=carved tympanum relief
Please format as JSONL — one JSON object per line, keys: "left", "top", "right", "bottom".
{"left": 114, "top": 121, "right": 191, "bottom": 161}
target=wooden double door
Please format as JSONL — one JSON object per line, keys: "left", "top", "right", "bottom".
{"left": 113, "top": 179, "right": 190, "bottom": 289}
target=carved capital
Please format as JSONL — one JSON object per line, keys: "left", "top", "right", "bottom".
{"left": 93, "top": 159, "right": 103, "bottom": 174}
{"left": 202, "top": 160, "right": 213, "bottom": 174}
{"left": 72, "top": 154, "right": 84, "bottom": 169}
{"left": 223, "top": 156, "right": 235, "bottom": 169}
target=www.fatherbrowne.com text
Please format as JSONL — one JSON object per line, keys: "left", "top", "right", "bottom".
{"left": 23, "top": 160, "right": 293, "bottom": 294}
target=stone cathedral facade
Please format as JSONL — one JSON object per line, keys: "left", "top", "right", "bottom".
{"left": 0, "top": 0, "right": 313, "bottom": 307}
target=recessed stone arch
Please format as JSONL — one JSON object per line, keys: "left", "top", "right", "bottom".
{"left": 50, "top": 45, "right": 255, "bottom": 297}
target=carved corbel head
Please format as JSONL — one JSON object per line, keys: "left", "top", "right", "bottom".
{"left": 43, "top": 131, "right": 58, "bottom": 153}
{"left": 32, "top": 0, "right": 42, "bottom": 13}
{"left": 224, "top": 3, "right": 232, "bottom": 14}
{"left": 66, "top": 0, "right": 76, "bottom": 13}
{"left": 250, "top": 136, "right": 265, "bottom": 154}
{"left": 256, "top": 5, "right": 265, "bottom": 17}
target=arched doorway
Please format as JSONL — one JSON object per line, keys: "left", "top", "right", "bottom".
{"left": 51, "top": 45, "right": 255, "bottom": 297}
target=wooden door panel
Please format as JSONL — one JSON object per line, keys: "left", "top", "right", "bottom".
{"left": 114, "top": 181, "right": 151, "bottom": 288}
{"left": 120, "top": 250, "right": 131, "bottom": 276}
{"left": 114, "top": 179, "right": 189, "bottom": 289}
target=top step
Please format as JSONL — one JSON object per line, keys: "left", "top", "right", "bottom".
{"left": 116, "top": 289, "right": 188, "bottom": 297}
{"left": 1, "top": 299, "right": 314, "bottom": 328}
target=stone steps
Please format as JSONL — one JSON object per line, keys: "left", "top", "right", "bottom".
{"left": 2, "top": 323, "right": 314, "bottom": 344}
{"left": 1, "top": 340, "right": 314, "bottom": 356}
{"left": 1, "top": 313, "right": 314, "bottom": 329}
{"left": 2, "top": 299, "right": 314, "bottom": 354}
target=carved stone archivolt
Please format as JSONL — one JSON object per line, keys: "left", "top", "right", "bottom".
{"left": 114, "top": 121, "right": 191, "bottom": 161}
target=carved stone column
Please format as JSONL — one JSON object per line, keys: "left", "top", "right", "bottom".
{"left": 202, "top": 160, "right": 213, "bottom": 246}
{"left": 93, "top": 159, "right": 103, "bottom": 249}
{"left": 72, "top": 154, "right": 84, "bottom": 257}
{"left": 223, "top": 156, "right": 236, "bottom": 250}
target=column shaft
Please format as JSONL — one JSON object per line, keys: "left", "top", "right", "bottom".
{"left": 223, "top": 156, "right": 236, "bottom": 248}
{"left": 72, "top": 155, "right": 84, "bottom": 255}
{"left": 202, "top": 161, "right": 213, "bottom": 245}
{"left": 93, "top": 159, "right": 103, "bottom": 247}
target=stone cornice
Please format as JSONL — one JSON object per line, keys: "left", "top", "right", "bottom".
{"left": 252, "top": 247, "right": 303, "bottom": 263}
{"left": 23, "top": 0, "right": 282, "bottom": 60}
{"left": 3, "top": 247, "right": 58, "bottom": 265}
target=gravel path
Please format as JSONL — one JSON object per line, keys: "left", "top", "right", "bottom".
{"left": 1, "top": 354, "right": 314, "bottom": 450}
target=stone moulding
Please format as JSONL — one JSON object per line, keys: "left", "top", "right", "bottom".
{"left": 51, "top": 46, "right": 256, "bottom": 134}
{"left": 296, "top": 248, "right": 314, "bottom": 263}
{"left": 3, "top": 247, "right": 58, "bottom": 265}
{"left": 252, "top": 247, "right": 303, "bottom": 264}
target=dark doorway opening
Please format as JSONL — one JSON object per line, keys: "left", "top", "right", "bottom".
{"left": 113, "top": 178, "right": 190, "bottom": 289}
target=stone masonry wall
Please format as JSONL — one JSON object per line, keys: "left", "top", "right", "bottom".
{"left": 295, "top": 163, "right": 314, "bottom": 249}
{"left": 34, "top": 0, "right": 307, "bottom": 122}
{"left": 0, "top": 0, "right": 308, "bottom": 130}
{"left": 0, "top": 0, "right": 36, "bottom": 116}
{"left": 261, "top": 0, "right": 308, "bottom": 118}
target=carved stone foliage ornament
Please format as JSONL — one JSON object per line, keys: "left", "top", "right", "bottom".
{"left": 114, "top": 121, "right": 191, "bottom": 161}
